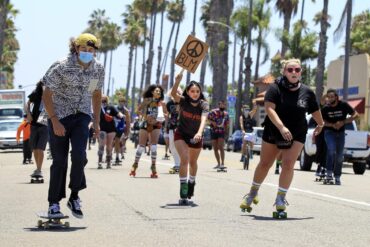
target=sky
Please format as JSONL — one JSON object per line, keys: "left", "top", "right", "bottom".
{"left": 11, "top": 0, "right": 370, "bottom": 97}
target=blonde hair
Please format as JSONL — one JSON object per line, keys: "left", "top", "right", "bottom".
{"left": 101, "top": 95, "right": 109, "bottom": 103}
{"left": 280, "top": 58, "right": 301, "bottom": 74}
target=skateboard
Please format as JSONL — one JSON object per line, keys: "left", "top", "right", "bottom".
{"left": 36, "top": 212, "right": 70, "bottom": 229}
{"left": 169, "top": 167, "right": 179, "bottom": 174}
{"left": 217, "top": 166, "right": 227, "bottom": 172}
{"left": 30, "top": 175, "right": 44, "bottom": 184}
{"left": 273, "top": 210, "right": 287, "bottom": 219}
{"left": 323, "top": 178, "right": 334, "bottom": 185}
{"left": 179, "top": 198, "right": 193, "bottom": 206}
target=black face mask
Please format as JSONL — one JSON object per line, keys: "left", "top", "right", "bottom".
{"left": 219, "top": 107, "right": 225, "bottom": 111}
{"left": 189, "top": 97, "right": 201, "bottom": 104}
{"left": 282, "top": 76, "right": 300, "bottom": 89}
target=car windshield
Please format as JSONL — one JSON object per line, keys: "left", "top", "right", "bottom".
{"left": 0, "top": 121, "right": 20, "bottom": 131}
{"left": 0, "top": 108, "right": 23, "bottom": 118}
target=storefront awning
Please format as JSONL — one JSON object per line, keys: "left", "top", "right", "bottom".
{"left": 347, "top": 98, "right": 365, "bottom": 114}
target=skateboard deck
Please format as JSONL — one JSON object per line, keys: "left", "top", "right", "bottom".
{"left": 30, "top": 175, "right": 44, "bottom": 183}
{"left": 36, "top": 211, "right": 70, "bottom": 229}
{"left": 217, "top": 167, "right": 227, "bottom": 172}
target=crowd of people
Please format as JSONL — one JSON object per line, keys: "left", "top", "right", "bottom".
{"left": 15, "top": 33, "right": 358, "bottom": 219}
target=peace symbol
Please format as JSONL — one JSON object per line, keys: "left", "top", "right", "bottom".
{"left": 186, "top": 40, "right": 204, "bottom": 58}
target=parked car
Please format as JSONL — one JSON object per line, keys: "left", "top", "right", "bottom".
{"left": 226, "top": 130, "right": 243, "bottom": 152}
{"left": 300, "top": 115, "right": 370, "bottom": 174}
{"left": 203, "top": 126, "right": 212, "bottom": 150}
{"left": 0, "top": 119, "right": 23, "bottom": 149}
{"left": 252, "top": 127, "right": 264, "bottom": 155}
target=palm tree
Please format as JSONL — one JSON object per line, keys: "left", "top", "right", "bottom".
{"left": 350, "top": 10, "right": 370, "bottom": 55}
{"left": 155, "top": 1, "right": 168, "bottom": 85}
{"left": 186, "top": 0, "right": 198, "bottom": 84}
{"left": 333, "top": 0, "right": 352, "bottom": 100}
{"left": 0, "top": 0, "right": 10, "bottom": 67}
{"left": 314, "top": 0, "right": 329, "bottom": 102}
{"left": 208, "top": 0, "right": 234, "bottom": 107}
{"left": 122, "top": 4, "right": 145, "bottom": 101}
{"left": 199, "top": 0, "right": 211, "bottom": 88}
{"left": 231, "top": 5, "right": 248, "bottom": 126}
{"left": 169, "top": 0, "right": 185, "bottom": 88}
{"left": 275, "top": 0, "right": 299, "bottom": 58}
{"left": 253, "top": 0, "right": 271, "bottom": 81}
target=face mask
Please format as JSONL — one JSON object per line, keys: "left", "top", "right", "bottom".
{"left": 329, "top": 99, "right": 336, "bottom": 105}
{"left": 102, "top": 103, "right": 107, "bottom": 108}
{"left": 79, "top": 51, "right": 94, "bottom": 64}
{"left": 189, "top": 97, "right": 200, "bottom": 104}
{"left": 219, "top": 107, "right": 225, "bottom": 111}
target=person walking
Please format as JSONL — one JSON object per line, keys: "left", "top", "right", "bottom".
{"left": 208, "top": 100, "right": 229, "bottom": 169}
{"left": 129, "top": 85, "right": 167, "bottom": 178}
{"left": 26, "top": 80, "right": 49, "bottom": 178}
{"left": 171, "top": 72, "right": 209, "bottom": 203}
{"left": 114, "top": 97, "right": 130, "bottom": 163}
{"left": 239, "top": 58, "right": 324, "bottom": 218}
{"left": 321, "top": 89, "right": 358, "bottom": 185}
{"left": 42, "top": 33, "right": 104, "bottom": 218}
{"left": 16, "top": 115, "right": 32, "bottom": 165}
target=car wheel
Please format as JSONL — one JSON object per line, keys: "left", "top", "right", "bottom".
{"left": 299, "top": 149, "right": 314, "bottom": 171}
{"left": 353, "top": 162, "right": 366, "bottom": 175}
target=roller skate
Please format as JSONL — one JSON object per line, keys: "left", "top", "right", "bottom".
{"left": 106, "top": 156, "right": 111, "bottom": 169}
{"left": 150, "top": 165, "right": 158, "bottom": 178}
{"left": 30, "top": 170, "right": 44, "bottom": 183}
{"left": 323, "top": 173, "right": 334, "bottom": 185}
{"left": 315, "top": 167, "right": 326, "bottom": 182}
{"left": 169, "top": 166, "right": 179, "bottom": 174}
{"left": 240, "top": 186, "right": 259, "bottom": 213}
{"left": 273, "top": 191, "right": 289, "bottom": 219}
{"left": 97, "top": 155, "right": 103, "bottom": 169}
{"left": 162, "top": 153, "right": 170, "bottom": 160}
{"left": 114, "top": 157, "right": 122, "bottom": 166}
{"left": 187, "top": 181, "right": 196, "bottom": 199}
{"left": 179, "top": 182, "right": 189, "bottom": 205}
{"left": 129, "top": 163, "right": 138, "bottom": 177}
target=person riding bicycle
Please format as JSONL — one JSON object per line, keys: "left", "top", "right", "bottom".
{"left": 239, "top": 103, "right": 257, "bottom": 165}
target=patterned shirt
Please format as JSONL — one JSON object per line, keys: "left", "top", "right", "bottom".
{"left": 43, "top": 54, "right": 105, "bottom": 120}
{"left": 208, "top": 108, "right": 229, "bottom": 134}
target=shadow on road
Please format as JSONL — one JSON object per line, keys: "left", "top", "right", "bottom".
{"left": 24, "top": 226, "right": 87, "bottom": 232}
{"left": 160, "top": 202, "right": 199, "bottom": 209}
{"left": 241, "top": 214, "right": 314, "bottom": 221}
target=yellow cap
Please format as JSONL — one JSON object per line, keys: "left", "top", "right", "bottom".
{"left": 75, "top": 33, "right": 100, "bottom": 49}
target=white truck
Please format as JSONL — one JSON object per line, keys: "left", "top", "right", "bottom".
{"left": 300, "top": 115, "right": 370, "bottom": 175}
{"left": 0, "top": 89, "right": 26, "bottom": 120}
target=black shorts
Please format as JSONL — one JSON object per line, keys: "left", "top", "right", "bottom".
{"left": 262, "top": 124, "right": 306, "bottom": 146}
{"left": 30, "top": 125, "right": 48, "bottom": 150}
{"left": 211, "top": 131, "right": 225, "bottom": 140}
{"left": 139, "top": 121, "right": 161, "bottom": 132}
{"left": 174, "top": 129, "right": 202, "bottom": 149}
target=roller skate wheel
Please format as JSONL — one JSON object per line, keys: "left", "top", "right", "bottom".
{"left": 241, "top": 208, "right": 245, "bottom": 212}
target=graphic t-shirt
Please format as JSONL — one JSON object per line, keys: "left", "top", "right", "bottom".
{"left": 166, "top": 100, "right": 179, "bottom": 130}
{"left": 208, "top": 108, "right": 229, "bottom": 134}
{"left": 100, "top": 105, "right": 119, "bottom": 133}
{"left": 264, "top": 77, "right": 319, "bottom": 138}
{"left": 177, "top": 98, "right": 209, "bottom": 137}
{"left": 321, "top": 101, "right": 354, "bottom": 132}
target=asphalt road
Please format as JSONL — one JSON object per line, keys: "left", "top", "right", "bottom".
{"left": 1, "top": 141, "right": 370, "bottom": 247}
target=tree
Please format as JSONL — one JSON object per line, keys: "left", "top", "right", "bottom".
{"left": 209, "top": 0, "right": 234, "bottom": 107}
{"left": 333, "top": 0, "right": 352, "bottom": 100}
{"left": 155, "top": 1, "right": 168, "bottom": 85}
{"left": 0, "top": 0, "right": 10, "bottom": 67}
{"left": 199, "top": 0, "right": 211, "bottom": 88}
{"left": 314, "top": 0, "right": 329, "bottom": 102}
{"left": 350, "top": 10, "right": 370, "bottom": 55}
{"left": 275, "top": 0, "right": 299, "bottom": 58}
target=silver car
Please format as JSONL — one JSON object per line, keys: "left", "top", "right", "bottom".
{"left": 0, "top": 119, "right": 23, "bottom": 149}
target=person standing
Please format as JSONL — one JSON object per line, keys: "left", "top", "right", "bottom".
{"left": 16, "top": 115, "right": 32, "bottom": 165}
{"left": 129, "top": 85, "right": 167, "bottom": 178}
{"left": 171, "top": 72, "right": 209, "bottom": 203}
{"left": 26, "top": 80, "right": 49, "bottom": 178}
{"left": 208, "top": 101, "right": 229, "bottom": 169}
{"left": 239, "top": 58, "right": 324, "bottom": 218}
{"left": 321, "top": 89, "right": 358, "bottom": 185}
{"left": 43, "top": 33, "right": 104, "bottom": 218}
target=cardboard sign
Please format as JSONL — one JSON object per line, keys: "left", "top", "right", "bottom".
{"left": 175, "top": 35, "right": 209, "bottom": 73}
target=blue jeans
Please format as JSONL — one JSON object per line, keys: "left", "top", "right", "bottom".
{"left": 48, "top": 113, "right": 91, "bottom": 204}
{"left": 324, "top": 129, "right": 345, "bottom": 178}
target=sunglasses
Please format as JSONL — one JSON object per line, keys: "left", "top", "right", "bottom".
{"left": 102, "top": 100, "right": 107, "bottom": 103}
{"left": 286, "top": 67, "right": 302, "bottom": 73}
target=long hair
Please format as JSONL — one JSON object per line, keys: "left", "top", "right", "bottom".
{"left": 142, "top": 84, "right": 165, "bottom": 101}
{"left": 182, "top": 81, "right": 206, "bottom": 102}
{"left": 31, "top": 80, "right": 44, "bottom": 98}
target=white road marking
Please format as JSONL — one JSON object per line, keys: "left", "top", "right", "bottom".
{"left": 264, "top": 182, "right": 370, "bottom": 208}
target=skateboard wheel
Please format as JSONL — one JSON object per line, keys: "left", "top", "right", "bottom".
{"left": 37, "top": 220, "right": 43, "bottom": 228}
{"left": 64, "top": 222, "right": 70, "bottom": 228}
{"left": 44, "top": 222, "right": 49, "bottom": 229}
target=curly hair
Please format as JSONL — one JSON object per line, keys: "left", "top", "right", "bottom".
{"left": 182, "top": 81, "right": 206, "bottom": 102}
{"left": 143, "top": 84, "right": 165, "bottom": 101}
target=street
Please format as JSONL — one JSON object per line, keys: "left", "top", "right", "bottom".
{"left": 1, "top": 141, "right": 370, "bottom": 247}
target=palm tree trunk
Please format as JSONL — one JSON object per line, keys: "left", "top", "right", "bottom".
{"left": 254, "top": 31, "right": 262, "bottom": 81}
{"left": 170, "top": 20, "right": 182, "bottom": 88}
{"left": 342, "top": 0, "right": 352, "bottom": 101}
{"left": 0, "top": 0, "right": 10, "bottom": 66}
{"left": 125, "top": 46, "right": 134, "bottom": 101}
{"left": 199, "top": 35, "right": 210, "bottom": 88}
{"left": 131, "top": 47, "right": 138, "bottom": 114}
{"left": 145, "top": 2, "right": 158, "bottom": 88}
{"left": 243, "top": 0, "right": 253, "bottom": 107}
{"left": 315, "top": 0, "right": 329, "bottom": 102}
{"left": 138, "top": 15, "right": 148, "bottom": 103}
{"left": 160, "top": 23, "right": 175, "bottom": 77}
{"left": 186, "top": 0, "right": 198, "bottom": 84}
{"left": 281, "top": 12, "right": 292, "bottom": 58}
{"left": 155, "top": 9, "right": 165, "bottom": 85}
{"left": 106, "top": 50, "right": 113, "bottom": 96}
{"left": 102, "top": 52, "right": 108, "bottom": 94}
{"left": 236, "top": 43, "right": 246, "bottom": 129}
